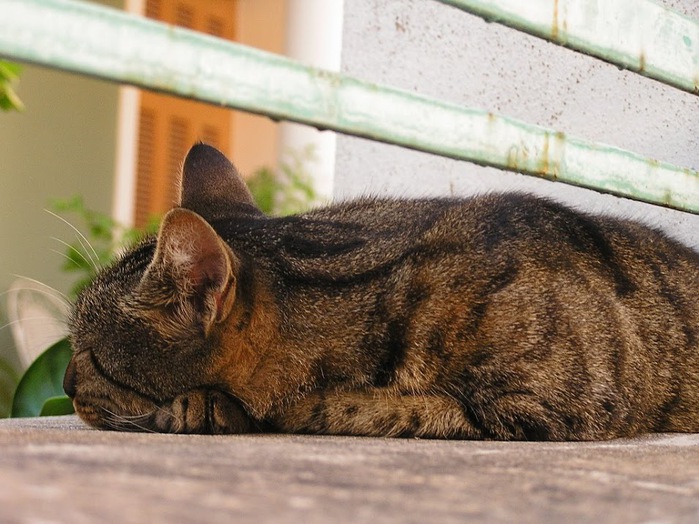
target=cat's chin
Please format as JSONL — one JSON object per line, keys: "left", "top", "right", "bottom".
{"left": 72, "top": 395, "right": 156, "bottom": 433}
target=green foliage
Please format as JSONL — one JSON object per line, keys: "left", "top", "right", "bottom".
{"left": 0, "top": 359, "right": 19, "bottom": 418}
{"left": 11, "top": 339, "right": 73, "bottom": 418}
{"left": 51, "top": 195, "right": 160, "bottom": 297}
{"left": 247, "top": 146, "right": 319, "bottom": 216}
{"left": 39, "top": 396, "right": 75, "bottom": 417}
{"left": 0, "top": 60, "right": 24, "bottom": 112}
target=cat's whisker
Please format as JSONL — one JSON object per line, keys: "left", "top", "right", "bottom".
{"left": 49, "top": 237, "right": 99, "bottom": 275}
{"left": 0, "top": 316, "right": 67, "bottom": 334}
{"left": 108, "top": 411, "right": 155, "bottom": 421}
{"left": 73, "top": 235, "right": 100, "bottom": 271}
{"left": 44, "top": 208, "right": 100, "bottom": 271}
{"left": 109, "top": 418, "right": 156, "bottom": 433}
{"left": 49, "top": 247, "right": 97, "bottom": 277}
{"left": 49, "top": 247, "right": 79, "bottom": 266}
{"left": 153, "top": 403, "right": 176, "bottom": 420}
{"left": 0, "top": 318, "right": 27, "bottom": 333}
{"left": 101, "top": 407, "right": 158, "bottom": 433}
{"left": 8, "top": 275, "right": 72, "bottom": 306}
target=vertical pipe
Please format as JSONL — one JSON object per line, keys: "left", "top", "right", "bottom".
{"left": 280, "top": 0, "right": 345, "bottom": 201}
{"left": 112, "top": 0, "right": 145, "bottom": 228}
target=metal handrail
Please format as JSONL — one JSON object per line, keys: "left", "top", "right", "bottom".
{"left": 1, "top": 0, "right": 697, "bottom": 213}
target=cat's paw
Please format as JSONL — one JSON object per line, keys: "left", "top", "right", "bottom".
{"left": 155, "top": 389, "right": 253, "bottom": 434}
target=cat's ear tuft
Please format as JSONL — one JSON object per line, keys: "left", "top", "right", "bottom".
{"left": 180, "top": 143, "right": 261, "bottom": 221}
{"left": 138, "top": 208, "right": 239, "bottom": 334}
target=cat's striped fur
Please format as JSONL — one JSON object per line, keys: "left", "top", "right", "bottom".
{"left": 65, "top": 144, "right": 699, "bottom": 439}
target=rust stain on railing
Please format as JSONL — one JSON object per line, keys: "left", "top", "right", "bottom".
{"left": 438, "top": 0, "right": 699, "bottom": 96}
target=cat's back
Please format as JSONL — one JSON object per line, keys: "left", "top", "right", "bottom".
{"left": 214, "top": 192, "right": 699, "bottom": 288}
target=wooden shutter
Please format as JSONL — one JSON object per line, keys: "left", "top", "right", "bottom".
{"left": 134, "top": 0, "right": 237, "bottom": 227}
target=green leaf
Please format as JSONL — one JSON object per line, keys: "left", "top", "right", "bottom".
{"left": 0, "top": 84, "right": 24, "bottom": 112}
{"left": 39, "top": 396, "right": 75, "bottom": 417}
{"left": 0, "top": 358, "right": 19, "bottom": 418}
{"left": 247, "top": 167, "right": 279, "bottom": 214}
{"left": 88, "top": 213, "right": 117, "bottom": 241}
{"left": 0, "top": 60, "right": 24, "bottom": 112}
{"left": 11, "top": 338, "right": 74, "bottom": 418}
{"left": 0, "top": 61, "right": 22, "bottom": 81}
{"left": 50, "top": 194, "right": 85, "bottom": 213}
{"left": 62, "top": 244, "right": 94, "bottom": 272}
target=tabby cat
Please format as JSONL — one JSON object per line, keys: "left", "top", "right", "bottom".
{"left": 64, "top": 143, "right": 699, "bottom": 440}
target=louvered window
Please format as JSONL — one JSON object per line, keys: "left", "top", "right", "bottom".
{"left": 133, "top": 0, "right": 237, "bottom": 227}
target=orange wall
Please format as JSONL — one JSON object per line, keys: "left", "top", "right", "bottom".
{"left": 231, "top": 0, "right": 288, "bottom": 177}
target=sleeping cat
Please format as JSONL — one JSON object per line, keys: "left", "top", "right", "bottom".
{"left": 64, "top": 143, "right": 699, "bottom": 440}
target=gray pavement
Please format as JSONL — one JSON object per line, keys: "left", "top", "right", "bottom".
{"left": 1, "top": 416, "right": 698, "bottom": 523}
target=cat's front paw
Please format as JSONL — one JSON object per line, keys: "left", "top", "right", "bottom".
{"left": 155, "top": 389, "right": 253, "bottom": 434}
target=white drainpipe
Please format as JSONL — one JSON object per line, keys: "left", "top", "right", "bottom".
{"left": 280, "top": 0, "right": 345, "bottom": 202}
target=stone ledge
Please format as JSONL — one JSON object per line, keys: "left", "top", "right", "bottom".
{"left": 1, "top": 416, "right": 698, "bottom": 522}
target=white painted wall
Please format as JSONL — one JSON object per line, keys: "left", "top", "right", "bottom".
{"left": 335, "top": 0, "right": 699, "bottom": 249}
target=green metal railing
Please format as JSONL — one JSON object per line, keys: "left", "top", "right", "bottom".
{"left": 1, "top": 0, "right": 698, "bottom": 213}
{"left": 438, "top": 0, "right": 699, "bottom": 96}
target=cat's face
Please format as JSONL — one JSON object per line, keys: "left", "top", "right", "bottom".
{"left": 65, "top": 144, "right": 260, "bottom": 433}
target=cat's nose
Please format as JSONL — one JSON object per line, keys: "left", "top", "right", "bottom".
{"left": 63, "top": 357, "right": 77, "bottom": 398}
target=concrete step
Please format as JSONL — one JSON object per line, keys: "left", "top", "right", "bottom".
{"left": 1, "top": 416, "right": 697, "bottom": 523}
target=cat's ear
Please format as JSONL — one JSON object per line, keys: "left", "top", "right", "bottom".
{"left": 180, "top": 143, "right": 261, "bottom": 221}
{"left": 137, "top": 208, "right": 239, "bottom": 335}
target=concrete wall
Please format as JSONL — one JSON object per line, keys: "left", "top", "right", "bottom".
{"left": 0, "top": 0, "right": 123, "bottom": 373}
{"left": 335, "top": 0, "right": 699, "bottom": 249}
